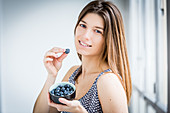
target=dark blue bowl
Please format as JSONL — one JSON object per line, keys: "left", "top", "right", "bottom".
{"left": 49, "top": 82, "right": 76, "bottom": 104}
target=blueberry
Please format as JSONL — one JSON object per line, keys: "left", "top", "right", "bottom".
{"left": 51, "top": 89, "right": 55, "bottom": 94}
{"left": 61, "top": 95, "right": 64, "bottom": 97}
{"left": 61, "top": 87, "right": 65, "bottom": 91}
{"left": 64, "top": 90, "right": 68, "bottom": 95}
{"left": 70, "top": 90, "right": 73, "bottom": 93}
{"left": 65, "top": 49, "right": 70, "bottom": 54}
{"left": 55, "top": 92, "right": 58, "bottom": 95}
{"left": 55, "top": 89, "right": 60, "bottom": 93}
{"left": 56, "top": 87, "right": 60, "bottom": 90}
{"left": 55, "top": 92, "right": 60, "bottom": 96}
{"left": 60, "top": 91, "right": 64, "bottom": 95}
{"left": 58, "top": 85, "right": 62, "bottom": 88}
{"left": 66, "top": 88, "right": 70, "bottom": 91}
{"left": 67, "top": 92, "right": 71, "bottom": 95}
{"left": 65, "top": 84, "right": 71, "bottom": 88}
{"left": 56, "top": 93, "right": 60, "bottom": 96}
{"left": 69, "top": 87, "right": 73, "bottom": 91}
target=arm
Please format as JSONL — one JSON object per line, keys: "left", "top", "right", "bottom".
{"left": 97, "top": 73, "right": 129, "bottom": 113}
{"left": 47, "top": 66, "right": 88, "bottom": 113}
{"left": 33, "top": 75, "right": 57, "bottom": 113}
{"left": 48, "top": 65, "right": 80, "bottom": 113}
{"left": 33, "top": 47, "right": 68, "bottom": 113}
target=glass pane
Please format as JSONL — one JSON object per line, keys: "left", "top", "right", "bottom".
{"left": 144, "top": 0, "right": 156, "bottom": 99}
{"left": 139, "top": 97, "right": 146, "bottom": 113}
{"left": 157, "top": 0, "right": 168, "bottom": 107}
{"left": 137, "top": 0, "right": 145, "bottom": 92}
{"left": 131, "top": 90, "right": 139, "bottom": 113}
{"left": 148, "top": 105, "right": 156, "bottom": 113}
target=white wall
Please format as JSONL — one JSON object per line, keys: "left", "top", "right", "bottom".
{"left": 1, "top": 0, "right": 127, "bottom": 113}
{"left": 1, "top": 0, "right": 89, "bottom": 113}
{"left": 0, "top": 0, "right": 2, "bottom": 112}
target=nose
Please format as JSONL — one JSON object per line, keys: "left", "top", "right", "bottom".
{"left": 83, "top": 29, "right": 92, "bottom": 40}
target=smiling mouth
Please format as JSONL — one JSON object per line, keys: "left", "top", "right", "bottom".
{"left": 79, "top": 40, "right": 92, "bottom": 47}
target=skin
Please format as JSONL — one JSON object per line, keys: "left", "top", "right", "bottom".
{"left": 33, "top": 13, "right": 128, "bottom": 113}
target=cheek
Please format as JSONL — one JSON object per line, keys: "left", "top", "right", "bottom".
{"left": 74, "top": 29, "right": 79, "bottom": 41}
{"left": 74, "top": 29, "right": 80, "bottom": 46}
{"left": 92, "top": 38, "right": 105, "bottom": 53}
{"left": 93, "top": 37, "right": 104, "bottom": 47}
{"left": 75, "top": 27, "right": 83, "bottom": 37}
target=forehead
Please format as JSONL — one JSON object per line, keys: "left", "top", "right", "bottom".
{"left": 81, "top": 13, "right": 104, "bottom": 28}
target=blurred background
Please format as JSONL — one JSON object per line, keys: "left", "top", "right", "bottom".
{"left": 0, "top": 0, "right": 169, "bottom": 113}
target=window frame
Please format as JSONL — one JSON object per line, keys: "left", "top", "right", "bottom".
{"left": 167, "top": 0, "right": 170, "bottom": 112}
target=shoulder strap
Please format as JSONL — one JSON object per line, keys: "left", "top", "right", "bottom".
{"left": 95, "top": 69, "right": 111, "bottom": 84}
{"left": 68, "top": 66, "right": 81, "bottom": 84}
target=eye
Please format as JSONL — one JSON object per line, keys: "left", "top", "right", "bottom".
{"left": 95, "top": 29, "right": 102, "bottom": 34}
{"left": 80, "top": 24, "right": 86, "bottom": 28}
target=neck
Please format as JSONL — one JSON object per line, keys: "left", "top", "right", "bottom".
{"left": 81, "top": 55, "right": 109, "bottom": 77}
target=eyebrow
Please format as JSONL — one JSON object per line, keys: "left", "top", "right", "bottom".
{"left": 80, "top": 20, "right": 104, "bottom": 30}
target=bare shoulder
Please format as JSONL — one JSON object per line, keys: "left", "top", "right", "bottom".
{"left": 62, "top": 65, "right": 80, "bottom": 82}
{"left": 97, "top": 72, "right": 125, "bottom": 97}
{"left": 97, "top": 72, "right": 128, "bottom": 113}
{"left": 98, "top": 72, "right": 124, "bottom": 90}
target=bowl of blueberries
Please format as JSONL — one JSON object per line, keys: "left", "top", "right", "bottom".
{"left": 49, "top": 82, "right": 76, "bottom": 104}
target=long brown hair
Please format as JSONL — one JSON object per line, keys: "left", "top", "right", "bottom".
{"left": 74, "top": 0, "right": 132, "bottom": 105}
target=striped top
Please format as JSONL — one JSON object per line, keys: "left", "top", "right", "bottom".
{"left": 62, "top": 67, "right": 112, "bottom": 113}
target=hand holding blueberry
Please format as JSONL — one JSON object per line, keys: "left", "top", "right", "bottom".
{"left": 43, "top": 47, "right": 70, "bottom": 77}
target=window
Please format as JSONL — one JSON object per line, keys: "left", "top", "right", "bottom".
{"left": 128, "top": 0, "right": 168, "bottom": 113}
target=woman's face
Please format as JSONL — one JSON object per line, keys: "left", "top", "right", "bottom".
{"left": 75, "top": 13, "right": 104, "bottom": 57}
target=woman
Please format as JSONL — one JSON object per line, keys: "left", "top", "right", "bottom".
{"left": 33, "top": 0, "right": 132, "bottom": 113}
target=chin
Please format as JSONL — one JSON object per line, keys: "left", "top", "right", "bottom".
{"left": 76, "top": 49, "right": 87, "bottom": 56}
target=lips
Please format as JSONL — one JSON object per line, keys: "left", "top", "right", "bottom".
{"left": 78, "top": 40, "right": 92, "bottom": 47}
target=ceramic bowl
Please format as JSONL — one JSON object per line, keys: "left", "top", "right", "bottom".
{"left": 49, "top": 82, "right": 76, "bottom": 104}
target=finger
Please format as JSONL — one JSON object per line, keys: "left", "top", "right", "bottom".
{"left": 47, "top": 93, "right": 68, "bottom": 109}
{"left": 47, "top": 92, "right": 52, "bottom": 105}
{"left": 57, "top": 53, "right": 68, "bottom": 62}
{"left": 59, "top": 98, "right": 81, "bottom": 108}
{"left": 48, "top": 100, "right": 70, "bottom": 112}
{"left": 52, "top": 103, "right": 70, "bottom": 112}
{"left": 44, "top": 57, "right": 53, "bottom": 62}
{"left": 47, "top": 93, "right": 62, "bottom": 110}
{"left": 50, "top": 47, "right": 65, "bottom": 53}
{"left": 48, "top": 102, "right": 60, "bottom": 108}
{"left": 45, "top": 52, "right": 58, "bottom": 59}
{"left": 59, "top": 98, "right": 72, "bottom": 106}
